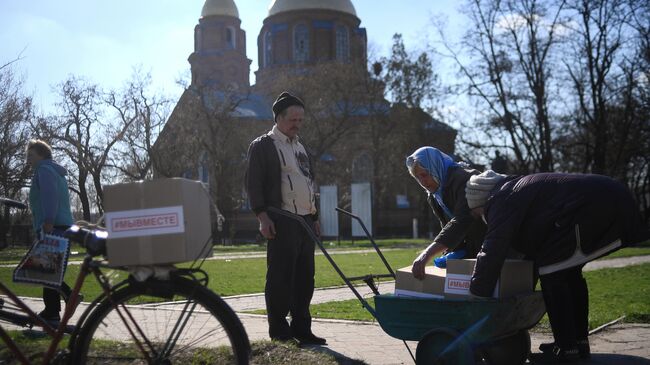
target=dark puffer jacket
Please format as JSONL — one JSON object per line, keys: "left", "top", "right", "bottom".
{"left": 428, "top": 165, "right": 486, "bottom": 258}
{"left": 470, "top": 173, "right": 650, "bottom": 297}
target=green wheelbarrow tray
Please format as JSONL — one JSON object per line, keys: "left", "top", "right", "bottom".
{"left": 374, "top": 291, "right": 545, "bottom": 345}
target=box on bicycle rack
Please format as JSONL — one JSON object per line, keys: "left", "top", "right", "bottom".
{"left": 104, "top": 178, "right": 212, "bottom": 267}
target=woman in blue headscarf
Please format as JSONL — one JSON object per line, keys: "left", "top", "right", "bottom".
{"left": 406, "top": 146, "right": 486, "bottom": 279}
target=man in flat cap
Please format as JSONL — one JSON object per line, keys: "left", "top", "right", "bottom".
{"left": 245, "top": 91, "right": 326, "bottom": 346}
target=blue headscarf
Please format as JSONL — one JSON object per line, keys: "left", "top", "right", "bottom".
{"left": 406, "top": 147, "right": 458, "bottom": 219}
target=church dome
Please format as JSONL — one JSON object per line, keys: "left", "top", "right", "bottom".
{"left": 201, "top": 0, "right": 239, "bottom": 18}
{"left": 267, "top": 0, "right": 357, "bottom": 17}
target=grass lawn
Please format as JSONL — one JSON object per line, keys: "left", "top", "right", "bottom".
{"left": 292, "top": 263, "right": 650, "bottom": 330}
{"left": 0, "top": 238, "right": 429, "bottom": 264}
{"left": 213, "top": 238, "right": 430, "bottom": 253}
{"left": 0, "top": 249, "right": 420, "bottom": 300}
{"left": 597, "top": 239, "right": 650, "bottom": 259}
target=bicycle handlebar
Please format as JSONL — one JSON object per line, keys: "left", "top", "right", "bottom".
{"left": 65, "top": 225, "right": 107, "bottom": 257}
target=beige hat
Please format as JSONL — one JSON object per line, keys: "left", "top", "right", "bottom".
{"left": 465, "top": 170, "right": 507, "bottom": 209}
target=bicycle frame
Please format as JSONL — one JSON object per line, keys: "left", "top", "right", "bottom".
{"left": 0, "top": 253, "right": 93, "bottom": 365}
{"left": 1, "top": 198, "right": 229, "bottom": 364}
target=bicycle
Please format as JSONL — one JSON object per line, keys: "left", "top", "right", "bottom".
{"left": 0, "top": 197, "right": 251, "bottom": 364}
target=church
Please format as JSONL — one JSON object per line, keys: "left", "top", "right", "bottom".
{"left": 154, "top": 0, "right": 458, "bottom": 241}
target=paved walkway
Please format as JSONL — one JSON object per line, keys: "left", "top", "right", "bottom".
{"left": 4, "top": 297, "right": 650, "bottom": 364}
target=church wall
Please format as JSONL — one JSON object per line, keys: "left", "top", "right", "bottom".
{"left": 158, "top": 2, "right": 459, "bottom": 240}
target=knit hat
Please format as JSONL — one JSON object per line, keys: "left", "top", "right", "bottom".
{"left": 465, "top": 170, "right": 507, "bottom": 209}
{"left": 272, "top": 91, "right": 304, "bottom": 122}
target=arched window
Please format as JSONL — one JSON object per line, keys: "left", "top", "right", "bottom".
{"left": 336, "top": 25, "right": 349, "bottom": 62}
{"left": 264, "top": 31, "right": 272, "bottom": 67}
{"left": 294, "top": 24, "right": 309, "bottom": 63}
{"left": 226, "top": 27, "right": 236, "bottom": 49}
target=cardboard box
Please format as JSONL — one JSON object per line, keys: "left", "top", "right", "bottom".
{"left": 444, "top": 259, "right": 533, "bottom": 299}
{"left": 104, "top": 178, "right": 212, "bottom": 266}
{"left": 394, "top": 265, "right": 446, "bottom": 298}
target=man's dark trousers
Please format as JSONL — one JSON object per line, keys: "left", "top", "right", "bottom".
{"left": 265, "top": 213, "right": 316, "bottom": 339}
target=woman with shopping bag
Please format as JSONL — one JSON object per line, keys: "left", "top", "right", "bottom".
{"left": 25, "top": 139, "right": 74, "bottom": 322}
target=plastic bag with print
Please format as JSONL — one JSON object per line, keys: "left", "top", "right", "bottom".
{"left": 13, "top": 232, "right": 70, "bottom": 288}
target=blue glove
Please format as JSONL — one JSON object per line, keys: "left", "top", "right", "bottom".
{"left": 433, "top": 249, "right": 467, "bottom": 268}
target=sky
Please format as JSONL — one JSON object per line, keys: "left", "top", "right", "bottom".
{"left": 0, "top": 0, "right": 467, "bottom": 114}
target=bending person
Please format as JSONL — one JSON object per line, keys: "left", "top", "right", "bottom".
{"left": 407, "top": 146, "right": 485, "bottom": 279}
{"left": 465, "top": 171, "right": 650, "bottom": 363}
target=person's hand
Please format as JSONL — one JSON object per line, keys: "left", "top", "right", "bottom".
{"left": 411, "top": 250, "right": 431, "bottom": 280}
{"left": 42, "top": 223, "right": 54, "bottom": 234}
{"left": 257, "top": 212, "right": 276, "bottom": 240}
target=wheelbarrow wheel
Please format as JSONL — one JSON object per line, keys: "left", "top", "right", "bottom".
{"left": 415, "top": 328, "right": 474, "bottom": 365}
{"left": 482, "top": 330, "right": 531, "bottom": 365}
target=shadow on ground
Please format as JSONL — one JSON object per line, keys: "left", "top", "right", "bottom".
{"left": 303, "top": 344, "right": 369, "bottom": 365}
{"left": 527, "top": 354, "right": 650, "bottom": 364}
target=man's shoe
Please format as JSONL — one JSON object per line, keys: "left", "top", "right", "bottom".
{"left": 539, "top": 339, "right": 590, "bottom": 359}
{"left": 294, "top": 333, "right": 327, "bottom": 346}
{"left": 530, "top": 345, "right": 581, "bottom": 363}
{"left": 37, "top": 310, "right": 60, "bottom": 323}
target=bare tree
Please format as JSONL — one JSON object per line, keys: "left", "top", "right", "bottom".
{"left": 0, "top": 65, "right": 32, "bottom": 199}
{"left": 0, "top": 49, "right": 25, "bottom": 72}
{"left": 108, "top": 70, "right": 170, "bottom": 181}
{"left": 267, "top": 63, "right": 374, "bottom": 172}
{"left": 38, "top": 76, "right": 133, "bottom": 218}
{"left": 34, "top": 77, "right": 98, "bottom": 220}
{"left": 563, "top": 0, "right": 639, "bottom": 174}
{"left": 153, "top": 82, "right": 251, "bottom": 229}
{"left": 0, "top": 64, "right": 33, "bottom": 243}
{"left": 440, "top": 0, "right": 566, "bottom": 173}
{"left": 194, "top": 84, "right": 250, "bottom": 214}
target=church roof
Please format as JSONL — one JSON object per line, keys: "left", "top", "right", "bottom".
{"left": 267, "top": 0, "right": 357, "bottom": 17}
{"left": 201, "top": 0, "right": 239, "bottom": 18}
{"left": 195, "top": 88, "right": 273, "bottom": 120}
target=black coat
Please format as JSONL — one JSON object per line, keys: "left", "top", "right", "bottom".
{"left": 427, "top": 166, "right": 486, "bottom": 257}
{"left": 470, "top": 173, "right": 649, "bottom": 297}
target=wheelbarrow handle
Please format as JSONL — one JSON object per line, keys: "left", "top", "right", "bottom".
{"left": 335, "top": 207, "right": 396, "bottom": 278}
{"left": 266, "top": 207, "right": 378, "bottom": 317}
{"left": 335, "top": 207, "right": 356, "bottom": 218}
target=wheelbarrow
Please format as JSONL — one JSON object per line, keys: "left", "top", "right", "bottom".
{"left": 267, "top": 207, "right": 546, "bottom": 365}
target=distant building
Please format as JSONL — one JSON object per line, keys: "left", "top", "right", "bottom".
{"left": 155, "top": 0, "right": 458, "bottom": 240}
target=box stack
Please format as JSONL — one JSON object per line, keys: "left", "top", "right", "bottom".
{"left": 395, "top": 259, "right": 534, "bottom": 299}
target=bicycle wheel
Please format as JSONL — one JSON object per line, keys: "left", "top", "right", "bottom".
{"left": 70, "top": 274, "right": 250, "bottom": 364}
